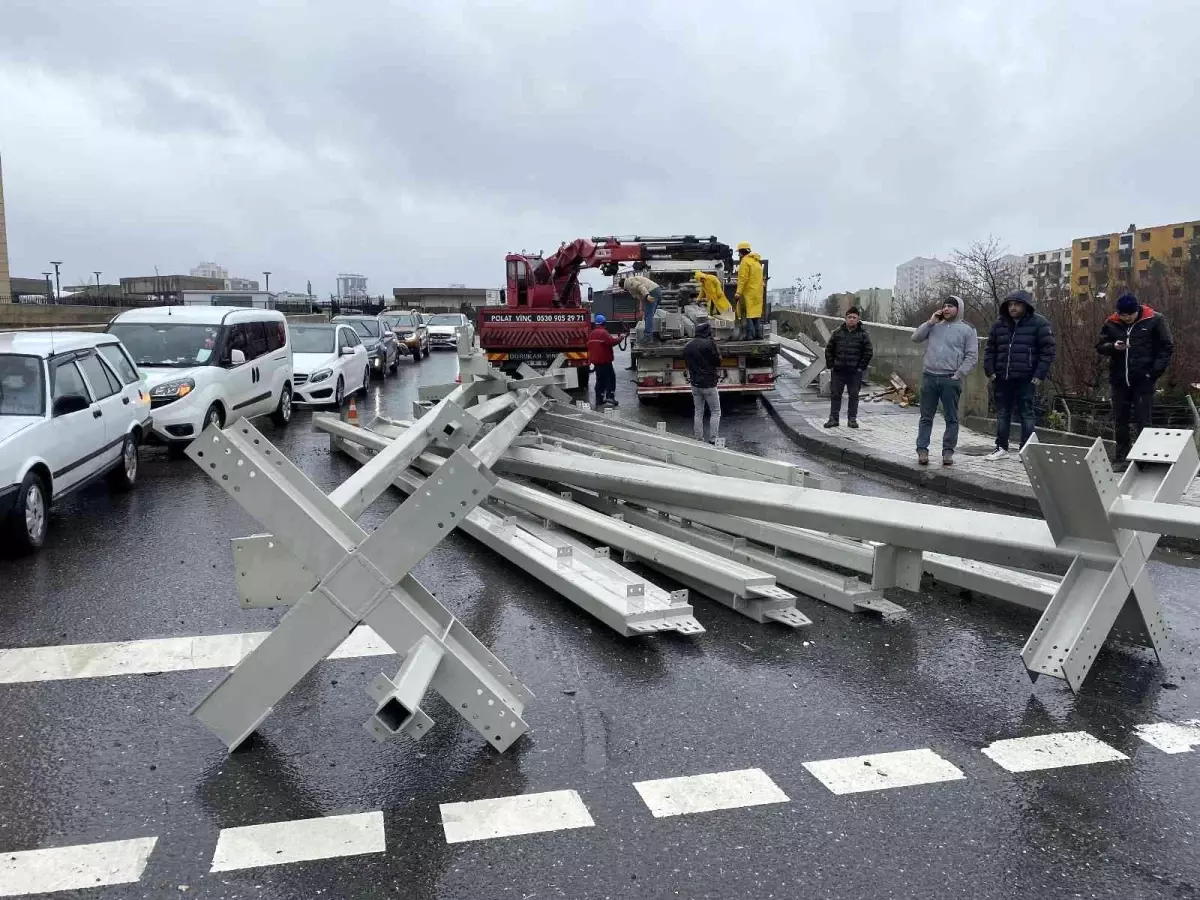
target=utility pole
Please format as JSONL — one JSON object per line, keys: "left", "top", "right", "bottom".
{"left": 94, "top": 271, "right": 102, "bottom": 294}
{"left": 49, "top": 261, "right": 62, "bottom": 300}
{"left": 42, "top": 272, "right": 53, "bottom": 303}
{"left": 263, "top": 271, "right": 271, "bottom": 293}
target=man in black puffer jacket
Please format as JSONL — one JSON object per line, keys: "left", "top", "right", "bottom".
{"left": 1097, "top": 292, "right": 1174, "bottom": 465}
{"left": 824, "top": 306, "right": 873, "bottom": 428}
{"left": 983, "top": 289, "right": 1056, "bottom": 459}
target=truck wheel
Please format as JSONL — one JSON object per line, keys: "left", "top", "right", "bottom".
{"left": 576, "top": 367, "right": 590, "bottom": 395}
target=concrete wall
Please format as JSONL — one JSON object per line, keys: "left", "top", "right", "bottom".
{"left": 772, "top": 308, "right": 990, "bottom": 417}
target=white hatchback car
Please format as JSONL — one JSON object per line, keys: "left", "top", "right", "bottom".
{"left": 0, "top": 332, "right": 151, "bottom": 553}
{"left": 290, "top": 323, "right": 370, "bottom": 406}
{"left": 107, "top": 306, "right": 293, "bottom": 454}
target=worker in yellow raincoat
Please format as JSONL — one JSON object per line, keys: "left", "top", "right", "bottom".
{"left": 693, "top": 271, "right": 732, "bottom": 318}
{"left": 735, "top": 241, "right": 765, "bottom": 339}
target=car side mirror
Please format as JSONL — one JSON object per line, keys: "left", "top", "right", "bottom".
{"left": 53, "top": 394, "right": 90, "bottom": 417}
{"left": 230, "top": 348, "right": 246, "bottom": 366}
{"left": 341, "top": 346, "right": 357, "bottom": 356}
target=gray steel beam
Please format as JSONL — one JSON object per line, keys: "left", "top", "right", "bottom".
{"left": 495, "top": 446, "right": 1075, "bottom": 569}
{"left": 330, "top": 430, "right": 703, "bottom": 637}
{"left": 535, "top": 410, "right": 826, "bottom": 488}
{"left": 188, "top": 417, "right": 532, "bottom": 752}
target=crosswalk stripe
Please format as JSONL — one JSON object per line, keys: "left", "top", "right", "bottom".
{"left": 0, "top": 626, "right": 393, "bottom": 684}
{"left": 210, "top": 811, "right": 385, "bottom": 872}
{"left": 0, "top": 837, "right": 157, "bottom": 897}
{"left": 802, "top": 748, "right": 966, "bottom": 795}
{"left": 440, "top": 790, "right": 595, "bottom": 844}
{"left": 981, "top": 731, "right": 1128, "bottom": 772}
{"left": 632, "top": 768, "right": 789, "bottom": 818}
{"left": 1134, "top": 720, "right": 1200, "bottom": 754}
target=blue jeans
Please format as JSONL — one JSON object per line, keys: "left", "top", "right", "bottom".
{"left": 643, "top": 288, "right": 663, "bottom": 341}
{"left": 993, "top": 378, "right": 1035, "bottom": 450}
{"left": 745, "top": 317, "right": 763, "bottom": 340}
{"left": 917, "top": 373, "right": 962, "bottom": 453}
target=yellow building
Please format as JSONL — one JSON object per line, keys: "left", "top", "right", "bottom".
{"left": 1071, "top": 219, "right": 1200, "bottom": 299}
{"left": 0, "top": 154, "right": 10, "bottom": 302}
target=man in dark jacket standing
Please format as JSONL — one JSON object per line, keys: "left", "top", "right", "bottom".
{"left": 587, "top": 314, "right": 622, "bottom": 408}
{"left": 1097, "top": 292, "right": 1173, "bottom": 465}
{"left": 683, "top": 320, "right": 722, "bottom": 442}
{"left": 983, "top": 289, "right": 1056, "bottom": 459}
{"left": 824, "top": 306, "right": 873, "bottom": 429}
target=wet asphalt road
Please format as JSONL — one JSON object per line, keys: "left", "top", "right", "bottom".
{"left": 2, "top": 349, "right": 1199, "bottom": 899}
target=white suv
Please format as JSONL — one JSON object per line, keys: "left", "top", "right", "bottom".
{"left": 290, "top": 323, "right": 370, "bottom": 406}
{"left": 107, "top": 306, "right": 293, "bottom": 455}
{"left": 0, "top": 332, "right": 151, "bottom": 553}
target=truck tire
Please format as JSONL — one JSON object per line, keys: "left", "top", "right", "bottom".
{"left": 576, "top": 366, "right": 590, "bottom": 395}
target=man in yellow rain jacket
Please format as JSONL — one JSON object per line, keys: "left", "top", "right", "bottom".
{"left": 693, "top": 271, "right": 732, "bottom": 318}
{"left": 735, "top": 242, "right": 765, "bottom": 339}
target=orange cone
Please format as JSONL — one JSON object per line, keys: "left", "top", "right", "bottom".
{"left": 347, "top": 396, "right": 359, "bottom": 426}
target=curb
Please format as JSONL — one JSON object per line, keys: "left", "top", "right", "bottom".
{"left": 761, "top": 391, "right": 1200, "bottom": 553}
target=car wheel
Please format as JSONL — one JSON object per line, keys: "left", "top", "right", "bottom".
{"left": 270, "top": 385, "right": 293, "bottom": 426}
{"left": 108, "top": 433, "right": 139, "bottom": 491}
{"left": 389, "top": 352, "right": 399, "bottom": 373}
{"left": 359, "top": 367, "right": 370, "bottom": 396}
{"left": 334, "top": 376, "right": 345, "bottom": 407}
{"left": 5, "top": 471, "right": 49, "bottom": 555}
{"left": 203, "top": 403, "right": 224, "bottom": 432}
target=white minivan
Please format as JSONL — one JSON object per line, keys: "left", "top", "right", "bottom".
{"left": 107, "top": 306, "right": 293, "bottom": 453}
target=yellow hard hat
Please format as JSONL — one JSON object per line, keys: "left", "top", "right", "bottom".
{"left": 736, "top": 241, "right": 752, "bottom": 252}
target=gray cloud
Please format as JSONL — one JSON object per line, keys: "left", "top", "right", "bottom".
{"left": 1, "top": 0, "right": 1197, "bottom": 297}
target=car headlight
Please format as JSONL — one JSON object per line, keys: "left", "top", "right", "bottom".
{"left": 150, "top": 378, "right": 195, "bottom": 398}
{"left": 309, "top": 368, "right": 333, "bottom": 384}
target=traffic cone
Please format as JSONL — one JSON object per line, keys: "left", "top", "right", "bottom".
{"left": 347, "top": 396, "right": 359, "bottom": 427}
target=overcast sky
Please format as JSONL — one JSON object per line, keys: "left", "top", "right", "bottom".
{"left": 2, "top": 0, "right": 1197, "bottom": 297}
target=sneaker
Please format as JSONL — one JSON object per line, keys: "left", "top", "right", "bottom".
{"left": 917, "top": 449, "right": 929, "bottom": 466}
{"left": 824, "top": 419, "right": 839, "bottom": 428}
{"left": 984, "top": 448, "right": 1008, "bottom": 461}
{"left": 847, "top": 419, "right": 859, "bottom": 429}
{"left": 606, "top": 398, "right": 619, "bottom": 407}
{"left": 943, "top": 453, "right": 954, "bottom": 467}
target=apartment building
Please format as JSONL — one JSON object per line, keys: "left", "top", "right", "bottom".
{"left": 1022, "top": 247, "right": 1072, "bottom": 300}
{"left": 894, "top": 256, "right": 953, "bottom": 303}
{"left": 1071, "top": 220, "right": 1200, "bottom": 299}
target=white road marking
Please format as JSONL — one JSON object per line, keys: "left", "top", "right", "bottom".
{"left": 632, "top": 768, "right": 789, "bottom": 818}
{"left": 0, "top": 626, "right": 393, "bottom": 684}
{"left": 1134, "top": 720, "right": 1200, "bottom": 754}
{"left": 0, "top": 837, "right": 157, "bottom": 896}
{"left": 802, "top": 748, "right": 966, "bottom": 795}
{"left": 981, "top": 731, "right": 1128, "bottom": 772}
{"left": 440, "top": 790, "right": 595, "bottom": 843}
{"left": 210, "top": 811, "right": 385, "bottom": 872}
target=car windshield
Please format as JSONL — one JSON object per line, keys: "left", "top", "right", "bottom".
{"left": 429, "top": 315, "right": 463, "bottom": 326}
{"left": 345, "top": 320, "right": 380, "bottom": 338}
{"left": 108, "top": 323, "right": 222, "bottom": 367}
{"left": 384, "top": 314, "right": 416, "bottom": 328}
{"left": 291, "top": 326, "right": 336, "bottom": 354}
{"left": 0, "top": 355, "right": 45, "bottom": 416}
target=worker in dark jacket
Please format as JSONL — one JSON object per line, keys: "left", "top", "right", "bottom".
{"left": 683, "top": 320, "right": 722, "bottom": 442}
{"left": 982, "top": 289, "right": 1056, "bottom": 459}
{"left": 1097, "top": 293, "right": 1174, "bottom": 465}
{"left": 587, "top": 314, "right": 622, "bottom": 408}
{"left": 823, "top": 307, "right": 873, "bottom": 429}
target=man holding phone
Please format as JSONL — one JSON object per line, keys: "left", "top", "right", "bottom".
{"left": 1096, "top": 292, "right": 1173, "bottom": 466}
{"left": 911, "top": 296, "right": 978, "bottom": 466}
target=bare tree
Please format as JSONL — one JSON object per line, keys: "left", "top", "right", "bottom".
{"left": 935, "top": 236, "right": 1024, "bottom": 329}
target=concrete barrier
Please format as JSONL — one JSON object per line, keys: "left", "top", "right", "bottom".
{"left": 772, "top": 309, "right": 990, "bottom": 418}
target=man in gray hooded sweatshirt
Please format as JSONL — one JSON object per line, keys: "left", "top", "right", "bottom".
{"left": 911, "top": 295, "right": 978, "bottom": 466}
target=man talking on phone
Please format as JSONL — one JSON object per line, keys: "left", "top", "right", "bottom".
{"left": 1096, "top": 292, "right": 1173, "bottom": 467}
{"left": 911, "top": 296, "right": 978, "bottom": 466}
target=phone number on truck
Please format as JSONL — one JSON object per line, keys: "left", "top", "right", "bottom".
{"left": 484, "top": 313, "right": 588, "bottom": 323}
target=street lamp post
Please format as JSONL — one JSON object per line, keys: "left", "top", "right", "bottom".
{"left": 42, "top": 272, "right": 53, "bottom": 303}
{"left": 94, "top": 271, "right": 102, "bottom": 289}
{"left": 49, "top": 261, "right": 63, "bottom": 300}
{"left": 262, "top": 271, "right": 271, "bottom": 293}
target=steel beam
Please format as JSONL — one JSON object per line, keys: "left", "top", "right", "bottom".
{"left": 495, "top": 446, "right": 1075, "bottom": 569}
{"left": 187, "top": 418, "right": 532, "bottom": 752}
{"left": 1018, "top": 431, "right": 1198, "bottom": 690}
{"left": 534, "top": 410, "right": 828, "bottom": 488}
{"left": 330, "top": 429, "right": 703, "bottom": 637}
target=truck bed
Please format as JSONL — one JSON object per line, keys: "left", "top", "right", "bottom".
{"left": 634, "top": 340, "right": 780, "bottom": 358}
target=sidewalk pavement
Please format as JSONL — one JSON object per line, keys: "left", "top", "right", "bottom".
{"left": 762, "top": 368, "right": 1200, "bottom": 519}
